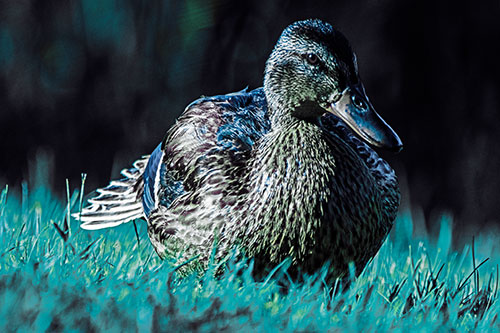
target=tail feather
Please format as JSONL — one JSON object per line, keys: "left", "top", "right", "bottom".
{"left": 73, "top": 155, "right": 150, "bottom": 230}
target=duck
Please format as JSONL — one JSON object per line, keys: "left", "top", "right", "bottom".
{"left": 75, "top": 19, "right": 403, "bottom": 281}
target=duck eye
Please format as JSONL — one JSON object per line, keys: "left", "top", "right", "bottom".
{"left": 305, "top": 53, "right": 319, "bottom": 65}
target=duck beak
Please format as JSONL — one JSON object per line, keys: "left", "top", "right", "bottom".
{"left": 326, "top": 83, "right": 403, "bottom": 152}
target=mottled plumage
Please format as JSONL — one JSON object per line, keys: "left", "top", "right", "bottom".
{"left": 75, "top": 19, "right": 402, "bottom": 281}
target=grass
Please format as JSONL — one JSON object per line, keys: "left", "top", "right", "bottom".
{"left": 0, "top": 182, "right": 499, "bottom": 331}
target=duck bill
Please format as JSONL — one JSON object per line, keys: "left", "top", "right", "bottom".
{"left": 326, "top": 83, "right": 403, "bottom": 152}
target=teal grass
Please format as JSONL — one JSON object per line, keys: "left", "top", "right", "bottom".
{"left": 0, "top": 183, "right": 498, "bottom": 331}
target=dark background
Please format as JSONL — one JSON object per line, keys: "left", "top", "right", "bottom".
{"left": 1, "top": 0, "right": 499, "bottom": 240}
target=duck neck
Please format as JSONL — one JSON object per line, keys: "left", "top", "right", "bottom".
{"left": 240, "top": 114, "right": 337, "bottom": 259}
{"left": 267, "top": 97, "right": 297, "bottom": 128}
{"left": 264, "top": 77, "right": 301, "bottom": 127}
{"left": 265, "top": 89, "right": 324, "bottom": 128}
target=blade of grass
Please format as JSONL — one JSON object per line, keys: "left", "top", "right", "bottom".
{"left": 456, "top": 258, "right": 490, "bottom": 297}
{"left": 78, "top": 173, "right": 87, "bottom": 222}
{"left": 65, "top": 179, "right": 72, "bottom": 238}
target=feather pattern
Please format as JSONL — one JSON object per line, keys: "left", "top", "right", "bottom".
{"left": 142, "top": 143, "right": 164, "bottom": 217}
{"left": 75, "top": 19, "right": 402, "bottom": 280}
{"left": 74, "top": 157, "right": 148, "bottom": 230}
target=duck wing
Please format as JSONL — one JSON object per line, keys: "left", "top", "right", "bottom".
{"left": 142, "top": 88, "right": 270, "bottom": 221}
{"left": 76, "top": 88, "right": 269, "bottom": 232}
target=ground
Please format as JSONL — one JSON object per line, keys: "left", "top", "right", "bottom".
{"left": 0, "top": 184, "right": 498, "bottom": 331}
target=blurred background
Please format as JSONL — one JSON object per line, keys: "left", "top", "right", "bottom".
{"left": 0, "top": 0, "right": 499, "bottom": 242}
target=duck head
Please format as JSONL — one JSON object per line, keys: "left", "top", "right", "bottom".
{"left": 264, "top": 19, "right": 403, "bottom": 152}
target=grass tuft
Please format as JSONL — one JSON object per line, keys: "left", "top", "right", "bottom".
{"left": 0, "top": 184, "right": 498, "bottom": 331}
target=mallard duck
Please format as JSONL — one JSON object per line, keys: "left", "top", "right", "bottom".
{"left": 75, "top": 19, "right": 402, "bottom": 280}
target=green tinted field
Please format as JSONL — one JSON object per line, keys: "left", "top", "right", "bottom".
{"left": 0, "top": 184, "right": 498, "bottom": 331}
